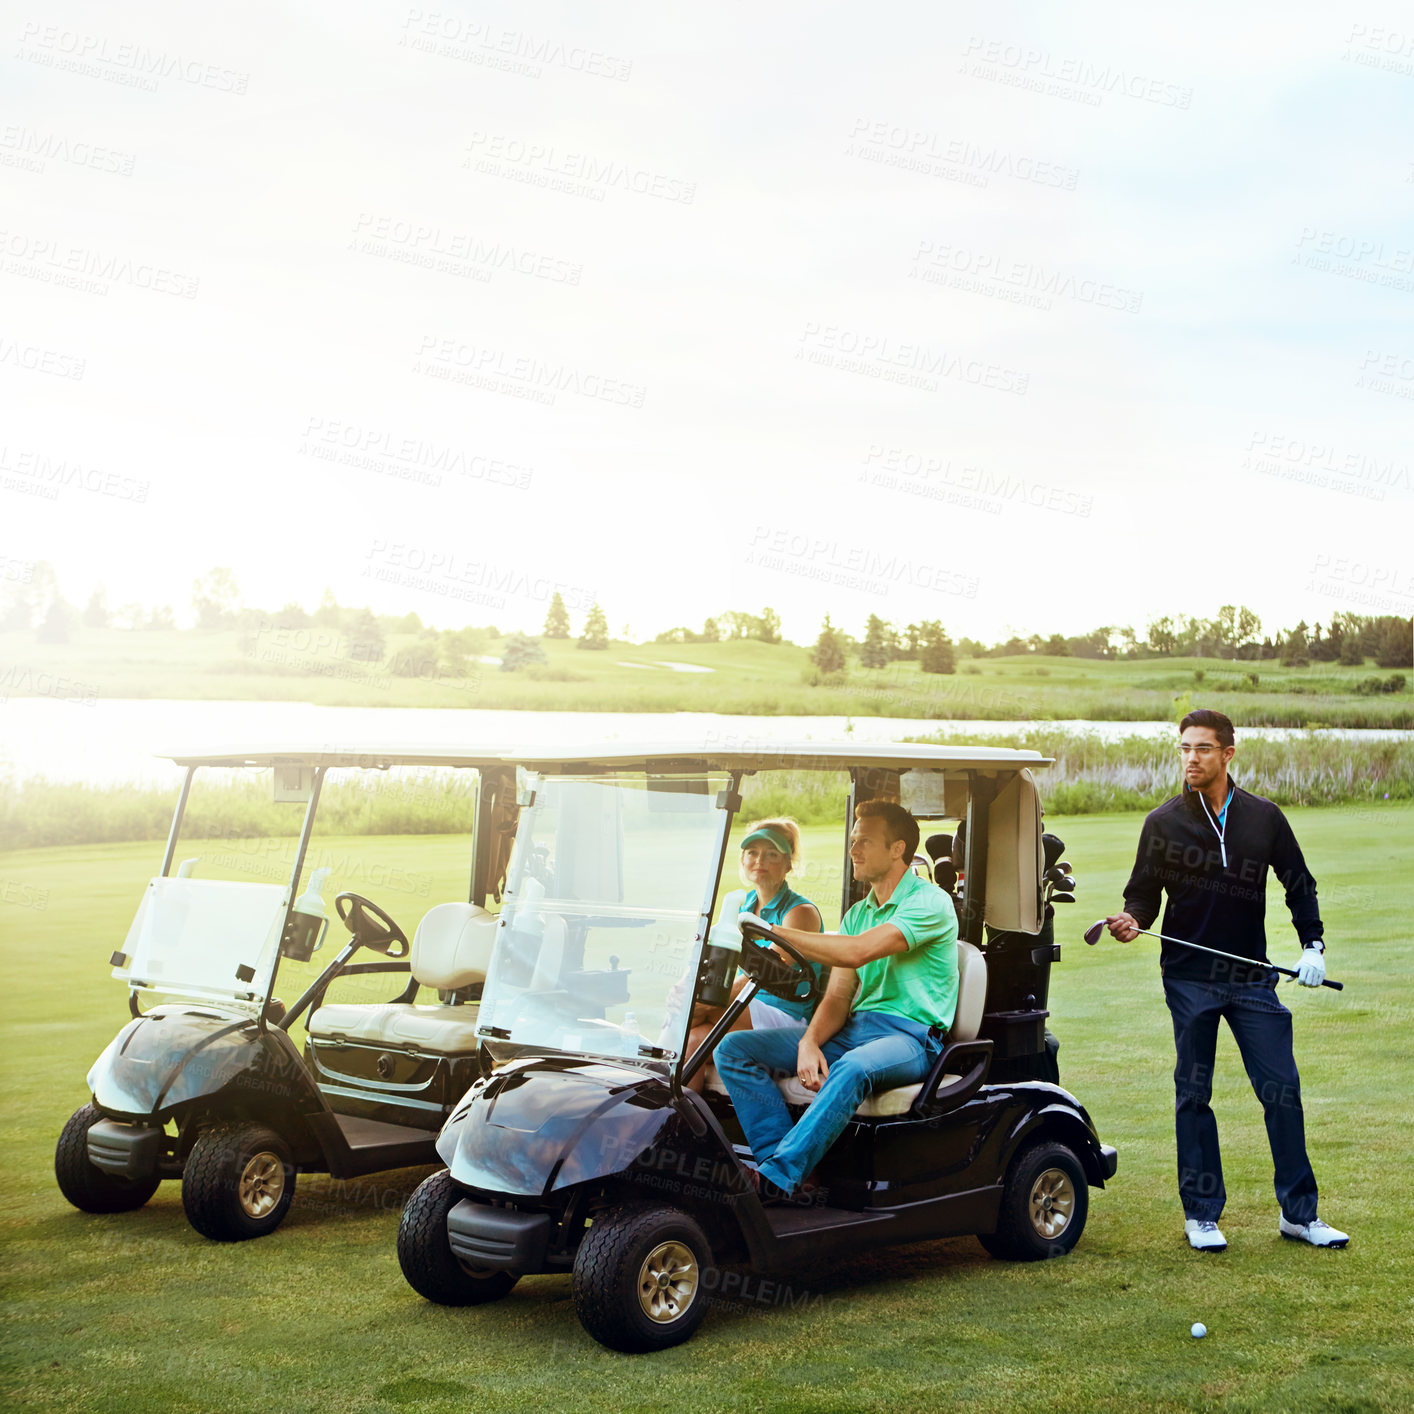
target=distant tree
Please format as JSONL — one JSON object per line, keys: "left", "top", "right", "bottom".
{"left": 898, "top": 623, "right": 923, "bottom": 659}
{"left": 810, "top": 616, "right": 847, "bottom": 676}
{"left": 1146, "top": 616, "right": 1177, "bottom": 655}
{"left": 701, "top": 617, "right": 721, "bottom": 643}
{"left": 391, "top": 636, "right": 439, "bottom": 677}
{"left": 349, "top": 608, "right": 385, "bottom": 662}
{"left": 1045, "top": 634, "right": 1069, "bottom": 656}
{"left": 1375, "top": 617, "right": 1413, "bottom": 669}
{"left": 273, "top": 601, "right": 311, "bottom": 628}
{"left": 115, "top": 602, "right": 145, "bottom": 631}
{"left": 1234, "top": 606, "right": 1262, "bottom": 654}
{"left": 82, "top": 587, "right": 112, "bottom": 629}
{"left": 146, "top": 604, "right": 176, "bottom": 630}
{"left": 578, "top": 602, "right": 609, "bottom": 650}
{"left": 501, "top": 632, "right": 547, "bottom": 671}
{"left": 36, "top": 596, "right": 74, "bottom": 644}
{"left": 0, "top": 584, "right": 30, "bottom": 630}
{"left": 544, "top": 592, "right": 571, "bottom": 639}
{"left": 919, "top": 621, "right": 956, "bottom": 675}
{"left": 757, "top": 607, "right": 782, "bottom": 645}
{"left": 394, "top": 611, "right": 423, "bottom": 634}
{"left": 1280, "top": 620, "right": 1310, "bottom": 667}
{"left": 957, "top": 637, "right": 987, "bottom": 659}
{"left": 1116, "top": 626, "right": 1139, "bottom": 658}
{"left": 192, "top": 568, "right": 241, "bottom": 629}
{"left": 860, "top": 615, "right": 891, "bottom": 669}
{"left": 313, "top": 589, "right": 344, "bottom": 628}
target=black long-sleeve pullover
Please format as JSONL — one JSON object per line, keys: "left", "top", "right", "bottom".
{"left": 1121, "top": 779, "right": 1323, "bottom": 984}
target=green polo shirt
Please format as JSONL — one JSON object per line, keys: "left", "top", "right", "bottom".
{"left": 842, "top": 869, "right": 958, "bottom": 1030}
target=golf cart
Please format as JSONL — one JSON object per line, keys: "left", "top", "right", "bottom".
{"left": 395, "top": 742, "right": 1117, "bottom": 1352}
{"left": 55, "top": 745, "right": 525, "bottom": 1240}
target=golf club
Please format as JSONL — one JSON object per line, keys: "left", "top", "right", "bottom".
{"left": 1083, "top": 918, "right": 1343, "bottom": 991}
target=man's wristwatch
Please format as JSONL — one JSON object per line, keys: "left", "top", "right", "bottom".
{"left": 1304, "top": 939, "right": 1325, "bottom": 954}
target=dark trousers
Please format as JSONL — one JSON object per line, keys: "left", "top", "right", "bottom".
{"left": 1163, "top": 975, "right": 1319, "bottom": 1224}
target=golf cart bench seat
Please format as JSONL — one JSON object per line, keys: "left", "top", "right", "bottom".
{"left": 705, "top": 940, "right": 987, "bottom": 1117}
{"left": 308, "top": 903, "right": 496, "bottom": 1056}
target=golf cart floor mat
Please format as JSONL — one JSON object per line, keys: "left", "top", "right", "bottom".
{"left": 334, "top": 1113, "right": 440, "bottom": 1161}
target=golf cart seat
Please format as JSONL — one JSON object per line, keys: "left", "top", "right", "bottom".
{"left": 706, "top": 941, "right": 987, "bottom": 1117}
{"left": 307, "top": 903, "right": 497, "bottom": 1055}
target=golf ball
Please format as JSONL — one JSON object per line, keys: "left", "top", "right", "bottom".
{"left": 1191, "top": 1323, "right": 1207, "bottom": 1339}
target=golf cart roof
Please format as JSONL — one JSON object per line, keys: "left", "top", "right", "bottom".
{"left": 159, "top": 745, "right": 518, "bottom": 769}
{"left": 505, "top": 741, "right": 1052, "bottom": 773}
{"left": 158, "top": 740, "right": 1052, "bottom": 773}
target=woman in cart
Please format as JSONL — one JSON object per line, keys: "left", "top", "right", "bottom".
{"left": 683, "top": 818, "right": 823, "bottom": 1091}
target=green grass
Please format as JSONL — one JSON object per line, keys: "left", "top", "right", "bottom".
{"left": 3, "top": 806, "right": 1413, "bottom": 1411}
{"left": 3, "top": 628, "right": 1411, "bottom": 726}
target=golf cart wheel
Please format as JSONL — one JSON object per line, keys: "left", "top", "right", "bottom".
{"left": 54, "top": 1103, "right": 161, "bottom": 1214}
{"left": 980, "top": 1140, "right": 1089, "bottom": 1262}
{"left": 397, "top": 1170, "right": 519, "bottom": 1307}
{"left": 572, "top": 1204, "right": 713, "bottom": 1354}
{"left": 182, "top": 1123, "right": 295, "bottom": 1242}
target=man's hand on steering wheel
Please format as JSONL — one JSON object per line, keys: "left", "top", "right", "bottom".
{"left": 737, "top": 913, "right": 818, "bottom": 1005}
{"left": 333, "top": 892, "right": 410, "bottom": 958}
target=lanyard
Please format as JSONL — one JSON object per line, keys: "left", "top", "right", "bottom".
{"left": 1199, "top": 784, "right": 1234, "bottom": 867}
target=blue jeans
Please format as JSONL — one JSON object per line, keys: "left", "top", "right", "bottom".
{"left": 1164, "top": 975, "right": 1318, "bottom": 1224}
{"left": 715, "top": 1010, "right": 941, "bottom": 1193}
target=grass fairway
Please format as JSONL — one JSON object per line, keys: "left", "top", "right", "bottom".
{"left": 2, "top": 808, "right": 1412, "bottom": 1412}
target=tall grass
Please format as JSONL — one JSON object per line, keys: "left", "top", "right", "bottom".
{"left": 3, "top": 732, "right": 1409, "bottom": 851}
{"left": 908, "top": 727, "right": 1414, "bottom": 813}
{"left": 0, "top": 771, "right": 480, "bottom": 852}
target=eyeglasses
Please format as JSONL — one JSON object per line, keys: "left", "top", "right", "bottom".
{"left": 1178, "top": 744, "right": 1223, "bottom": 756}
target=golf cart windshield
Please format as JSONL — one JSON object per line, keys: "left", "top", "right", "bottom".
{"left": 476, "top": 774, "right": 732, "bottom": 1071}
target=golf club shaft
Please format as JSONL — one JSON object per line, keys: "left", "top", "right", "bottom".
{"left": 1133, "top": 926, "right": 1343, "bottom": 991}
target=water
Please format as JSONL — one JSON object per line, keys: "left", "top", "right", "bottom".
{"left": 1, "top": 698, "right": 1405, "bottom": 788}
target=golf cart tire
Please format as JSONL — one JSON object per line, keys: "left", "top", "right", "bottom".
{"left": 55, "top": 1103, "right": 161, "bottom": 1214}
{"left": 572, "top": 1204, "right": 713, "bottom": 1354}
{"left": 979, "top": 1140, "right": 1089, "bottom": 1262}
{"left": 182, "top": 1122, "right": 296, "bottom": 1242}
{"left": 398, "top": 1170, "right": 519, "bottom": 1306}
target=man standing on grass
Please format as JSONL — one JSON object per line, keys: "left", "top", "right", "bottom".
{"left": 1101, "top": 708, "right": 1348, "bottom": 1252}
{"left": 715, "top": 799, "right": 955, "bottom": 1202}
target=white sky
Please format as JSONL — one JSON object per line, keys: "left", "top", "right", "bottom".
{"left": 3, "top": 1, "right": 1413, "bottom": 645}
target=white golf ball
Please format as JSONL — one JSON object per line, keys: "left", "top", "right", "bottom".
{"left": 1191, "top": 1323, "right": 1207, "bottom": 1339}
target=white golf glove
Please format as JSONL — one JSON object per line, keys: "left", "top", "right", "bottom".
{"left": 706, "top": 920, "right": 742, "bottom": 949}
{"left": 1296, "top": 946, "right": 1326, "bottom": 987}
{"left": 736, "top": 911, "right": 769, "bottom": 937}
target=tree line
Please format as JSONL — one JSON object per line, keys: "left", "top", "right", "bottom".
{"left": 4, "top": 568, "right": 1410, "bottom": 674}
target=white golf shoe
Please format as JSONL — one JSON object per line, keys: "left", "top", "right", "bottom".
{"left": 1279, "top": 1215, "right": 1349, "bottom": 1248}
{"left": 1185, "top": 1219, "right": 1228, "bottom": 1252}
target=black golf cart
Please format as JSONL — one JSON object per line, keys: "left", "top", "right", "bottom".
{"left": 55, "top": 745, "right": 526, "bottom": 1241}
{"left": 395, "top": 742, "right": 1117, "bottom": 1351}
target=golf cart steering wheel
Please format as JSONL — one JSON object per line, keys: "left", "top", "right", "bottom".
{"left": 738, "top": 917, "right": 819, "bottom": 1006}
{"left": 334, "top": 892, "right": 410, "bottom": 959}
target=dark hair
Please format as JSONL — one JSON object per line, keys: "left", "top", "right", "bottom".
{"left": 1179, "top": 708, "right": 1235, "bottom": 749}
{"left": 854, "top": 799, "right": 921, "bottom": 860}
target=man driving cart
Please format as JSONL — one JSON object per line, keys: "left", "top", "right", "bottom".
{"left": 716, "top": 799, "right": 957, "bottom": 1201}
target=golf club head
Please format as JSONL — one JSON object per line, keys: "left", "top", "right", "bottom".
{"left": 1055, "top": 874, "right": 1077, "bottom": 892}
{"left": 1042, "top": 833, "right": 1066, "bottom": 870}
{"left": 1056, "top": 861, "right": 1072, "bottom": 874}
{"left": 1083, "top": 919, "right": 1106, "bottom": 945}
{"left": 1050, "top": 892, "right": 1075, "bottom": 904}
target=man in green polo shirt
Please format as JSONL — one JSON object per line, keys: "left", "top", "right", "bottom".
{"left": 715, "top": 799, "right": 958, "bottom": 1199}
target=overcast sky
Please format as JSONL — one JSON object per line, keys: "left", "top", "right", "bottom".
{"left": 4, "top": 1, "right": 1412, "bottom": 646}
